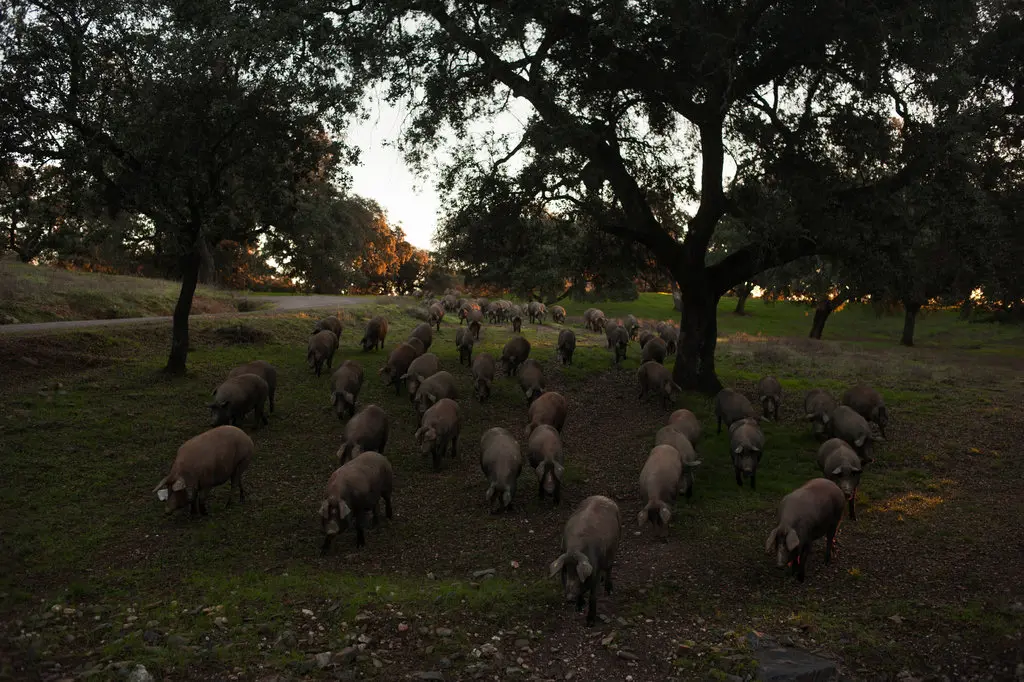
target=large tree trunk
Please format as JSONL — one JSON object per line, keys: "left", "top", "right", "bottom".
{"left": 733, "top": 282, "right": 752, "bottom": 315}
{"left": 673, "top": 284, "right": 723, "bottom": 395}
{"left": 808, "top": 294, "right": 847, "bottom": 339}
{"left": 900, "top": 301, "right": 922, "bottom": 347}
{"left": 164, "top": 249, "right": 201, "bottom": 375}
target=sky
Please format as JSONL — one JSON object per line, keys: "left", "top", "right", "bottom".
{"left": 346, "top": 97, "right": 441, "bottom": 252}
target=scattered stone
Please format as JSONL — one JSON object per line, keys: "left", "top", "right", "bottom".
{"left": 275, "top": 630, "right": 297, "bottom": 650}
{"left": 755, "top": 646, "right": 837, "bottom": 682}
{"left": 414, "top": 673, "right": 445, "bottom": 681}
{"left": 1008, "top": 602, "right": 1024, "bottom": 616}
{"left": 505, "top": 666, "right": 523, "bottom": 676}
{"left": 600, "top": 632, "right": 616, "bottom": 647}
{"left": 439, "top": 657, "right": 452, "bottom": 669}
{"left": 1015, "top": 662, "right": 1024, "bottom": 680}
{"left": 213, "top": 616, "right": 228, "bottom": 627}
{"left": 564, "top": 671, "right": 576, "bottom": 681}
{"left": 314, "top": 652, "right": 332, "bottom": 669}
{"left": 435, "top": 627, "right": 453, "bottom": 637}
{"left": 166, "top": 634, "right": 187, "bottom": 649}
{"left": 357, "top": 633, "right": 373, "bottom": 645}
{"left": 515, "top": 638, "right": 530, "bottom": 650}
{"left": 398, "top": 622, "right": 410, "bottom": 632}
{"left": 19, "top": 356, "right": 39, "bottom": 367}
{"left": 616, "top": 651, "right": 639, "bottom": 661}
{"left": 598, "top": 614, "right": 611, "bottom": 624}
{"left": 372, "top": 656, "right": 383, "bottom": 669}
{"left": 125, "top": 665, "right": 154, "bottom": 682}
{"left": 334, "top": 647, "right": 358, "bottom": 665}
{"left": 889, "top": 615, "right": 904, "bottom": 625}
{"left": 472, "top": 569, "right": 496, "bottom": 579}
{"left": 779, "top": 635, "right": 795, "bottom": 647}
{"left": 257, "top": 623, "right": 275, "bottom": 636}
{"left": 142, "top": 630, "right": 161, "bottom": 645}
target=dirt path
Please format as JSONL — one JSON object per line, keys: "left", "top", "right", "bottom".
{"left": 0, "top": 294, "right": 371, "bottom": 335}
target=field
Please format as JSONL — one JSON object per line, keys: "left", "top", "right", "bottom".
{"left": 1, "top": 296, "right": 1022, "bottom": 682}
{"left": 0, "top": 259, "right": 264, "bottom": 324}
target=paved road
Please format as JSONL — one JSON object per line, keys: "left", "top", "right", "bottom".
{"left": 0, "top": 294, "right": 374, "bottom": 335}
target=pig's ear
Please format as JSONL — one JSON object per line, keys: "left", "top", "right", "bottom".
{"left": 785, "top": 529, "right": 800, "bottom": 552}
{"left": 574, "top": 554, "right": 594, "bottom": 582}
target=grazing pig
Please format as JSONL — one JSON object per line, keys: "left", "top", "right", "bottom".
{"left": 512, "top": 314, "right": 522, "bottom": 333}
{"left": 557, "top": 329, "right": 576, "bottom": 365}
{"left": 313, "top": 315, "right": 343, "bottom": 338}
{"left": 472, "top": 353, "right": 496, "bottom": 402}
{"left": 637, "top": 361, "right": 681, "bottom": 409}
{"left": 500, "top": 336, "right": 531, "bottom": 376}
{"left": 817, "top": 438, "right": 862, "bottom": 520}
{"left": 583, "top": 308, "right": 607, "bottom": 332}
{"left": 404, "top": 336, "right": 426, "bottom": 357}
{"left": 548, "top": 495, "right": 621, "bottom": 626}
{"left": 638, "top": 330, "right": 655, "bottom": 348}
{"left": 804, "top": 388, "right": 837, "bottom": 441}
{"left": 758, "top": 376, "right": 782, "bottom": 422}
{"left": 227, "top": 360, "right": 277, "bottom": 413}
{"left": 402, "top": 353, "right": 441, "bottom": 402}
{"left": 413, "top": 370, "right": 458, "bottom": 418}
{"left": 765, "top": 478, "right": 845, "bottom": 582}
{"left": 582, "top": 308, "right": 597, "bottom": 330}
{"left": 528, "top": 424, "right": 564, "bottom": 505}
{"left": 319, "top": 451, "right": 394, "bottom": 552}
{"left": 714, "top": 388, "right": 756, "bottom": 434}
{"left": 209, "top": 373, "right": 269, "bottom": 428}
{"left": 153, "top": 425, "right": 253, "bottom": 516}
{"left": 330, "top": 360, "right": 364, "bottom": 419}
{"left": 659, "top": 325, "right": 679, "bottom": 355}
{"left": 638, "top": 444, "right": 683, "bottom": 538}
{"left": 443, "top": 293, "right": 458, "bottom": 311}
{"left": 416, "top": 398, "right": 460, "bottom": 471}
{"left": 654, "top": 426, "right": 702, "bottom": 499}
{"left": 469, "top": 319, "right": 482, "bottom": 341}
{"left": 667, "top": 409, "right": 702, "bottom": 445}
{"left": 842, "top": 384, "right": 889, "bottom": 438}
{"left": 729, "top": 417, "right": 764, "bottom": 490}
{"left": 458, "top": 303, "right": 480, "bottom": 325}
{"left": 641, "top": 336, "right": 668, "bottom": 364}
{"left": 455, "top": 327, "right": 475, "bottom": 366}
{"left": 655, "top": 321, "right": 668, "bottom": 335}
{"left": 829, "top": 405, "right": 875, "bottom": 463}
{"left": 379, "top": 343, "right": 419, "bottom": 395}
{"left": 336, "top": 405, "right": 390, "bottom": 464}
{"left": 480, "top": 427, "right": 523, "bottom": 513}
{"left": 625, "top": 314, "right": 640, "bottom": 340}
{"left": 428, "top": 302, "right": 445, "bottom": 330}
{"left": 525, "top": 391, "right": 568, "bottom": 437}
{"left": 551, "top": 305, "right": 567, "bottom": 323}
{"left": 607, "top": 324, "right": 629, "bottom": 366}
{"left": 359, "top": 316, "right": 389, "bottom": 351}
{"left": 307, "top": 330, "right": 339, "bottom": 377}
{"left": 409, "top": 322, "right": 434, "bottom": 351}
{"left": 517, "top": 358, "right": 546, "bottom": 404}
{"left": 528, "top": 300, "right": 547, "bottom": 324}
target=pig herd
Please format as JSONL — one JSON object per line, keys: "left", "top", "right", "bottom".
{"left": 152, "top": 298, "right": 889, "bottom": 625}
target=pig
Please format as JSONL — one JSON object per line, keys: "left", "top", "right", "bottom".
{"left": 405, "top": 336, "right": 426, "bottom": 357}
{"left": 528, "top": 300, "right": 547, "bottom": 324}
{"left": 153, "top": 425, "right": 253, "bottom": 516}
{"left": 319, "top": 451, "right": 394, "bottom": 552}
{"left": 758, "top": 375, "right": 782, "bottom": 422}
{"left": 500, "top": 336, "right": 531, "bottom": 376}
{"left": 804, "top": 388, "right": 837, "bottom": 441}
{"left": 525, "top": 391, "right": 568, "bottom": 437}
{"left": 654, "top": 426, "right": 702, "bottom": 499}
{"left": 415, "top": 398, "right": 460, "bottom": 471}
{"left": 226, "top": 360, "right": 277, "bottom": 413}
{"left": 842, "top": 384, "right": 889, "bottom": 438}
{"left": 471, "top": 352, "right": 496, "bottom": 402}
{"left": 583, "top": 308, "right": 607, "bottom": 332}
{"left": 551, "top": 305, "right": 567, "bottom": 323}
{"left": 817, "top": 438, "right": 862, "bottom": 520}
{"left": 512, "top": 314, "right": 522, "bottom": 333}
{"left": 401, "top": 352, "right": 441, "bottom": 402}
{"left": 359, "top": 316, "right": 389, "bottom": 351}
{"left": 409, "top": 322, "right": 434, "bottom": 351}
{"left": 336, "top": 405, "right": 390, "bottom": 464}
{"left": 330, "top": 360, "right": 364, "bottom": 419}
{"left": 667, "top": 408, "right": 702, "bottom": 446}
{"left": 641, "top": 336, "right": 668, "bottom": 364}
{"left": 307, "top": 330, "right": 338, "bottom": 377}
{"left": 528, "top": 424, "right": 564, "bottom": 505}
{"left": 413, "top": 370, "right": 458, "bottom": 418}
{"left": 638, "top": 330, "right": 654, "bottom": 348}
{"left": 557, "top": 329, "right": 576, "bottom": 365}
{"left": 209, "top": 373, "right": 269, "bottom": 429}
{"left": 455, "top": 327, "right": 475, "bottom": 366}
{"left": 637, "top": 444, "right": 683, "bottom": 538}
{"left": 379, "top": 342, "right": 419, "bottom": 395}
{"left": 829, "top": 405, "right": 875, "bottom": 463}
{"left": 480, "top": 427, "right": 523, "bottom": 513}
{"left": 469, "top": 319, "right": 482, "bottom": 341}
{"left": 428, "top": 302, "right": 445, "bottom": 330}
{"left": 548, "top": 495, "right": 621, "bottom": 626}
{"left": 659, "top": 325, "right": 679, "bottom": 355}
{"left": 729, "top": 417, "right": 764, "bottom": 490}
{"left": 517, "top": 358, "right": 546, "bottom": 404}
{"left": 637, "top": 361, "right": 681, "bottom": 409}
{"left": 625, "top": 314, "right": 640, "bottom": 340}
{"left": 442, "top": 293, "right": 458, "bottom": 311}
{"left": 714, "top": 388, "right": 756, "bottom": 434}
{"left": 313, "top": 315, "right": 343, "bottom": 338}
{"left": 607, "top": 324, "right": 629, "bottom": 366}
{"left": 765, "top": 478, "right": 845, "bottom": 582}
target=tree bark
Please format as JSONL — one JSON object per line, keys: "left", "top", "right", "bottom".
{"left": 900, "top": 301, "right": 922, "bottom": 347}
{"left": 673, "top": 284, "right": 723, "bottom": 395}
{"left": 959, "top": 296, "right": 973, "bottom": 321}
{"left": 733, "top": 283, "right": 752, "bottom": 315}
{"left": 808, "top": 294, "right": 846, "bottom": 339}
{"left": 164, "top": 248, "right": 201, "bottom": 375}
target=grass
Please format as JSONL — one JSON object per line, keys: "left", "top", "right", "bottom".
{"left": 0, "top": 258, "right": 271, "bottom": 324}
{"left": 1, "top": 300, "right": 1022, "bottom": 680}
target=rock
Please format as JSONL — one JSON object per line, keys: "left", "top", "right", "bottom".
{"left": 256, "top": 623, "right": 275, "bottom": 636}
{"left": 472, "top": 569, "right": 496, "bottom": 579}
{"left": 745, "top": 631, "right": 765, "bottom": 650}
{"left": 414, "top": 673, "right": 446, "bottom": 681}
{"left": 275, "top": 630, "right": 297, "bottom": 650}
{"left": 435, "top": 627, "right": 453, "bottom": 637}
{"left": 616, "top": 651, "right": 639, "bottom": 661}
{"left": 142, "top": 630, "right": 161, "bottom": 645}
{"left": 1015, "top": 662, "right": 1024, "bottom": 680}
{"left": 564, "top": 671, "right": 576, "bottom": 681}
{"left": 19, "top": 356, "right": 38, "bottom": 367}
{"left": 334, "top": 647, "right": 358, "bottom": 665}
{"left": 600, "top": 632, "right": 616, "bottom": 647}
{"left": 439, "top": 657, "right": 452, "bottom": 669}
{"left": 314, "top": 651, "right": 332, "bottom": 669}
{"left": 505, "top": 667, "right": 523, "bottom": 676}
{"left": 755, "top": 646, "right": 837, "bottom": 682}
{"left": 515, "top": 638, "right": 530, "bottom": 650}
{"left": 1008, "top": 602, "right": 1024, "bottom": 616}
{"left": 125, "top": 665, "right": 155, "bottom": 682}
{"left": 357, "top": 633, "right": 373, "bottom": 645}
